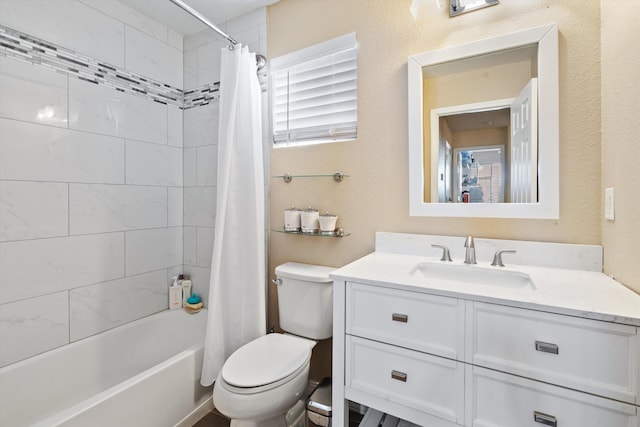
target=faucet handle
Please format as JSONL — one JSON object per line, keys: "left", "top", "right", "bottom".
{"left": 431, "top": 244, "right": 452, "bottom": 262}
{"left": 464, "top": 235, "right": 475, "bottom": 248}
{"left": 491, "top": 249, "right": 517, "bottom": 267}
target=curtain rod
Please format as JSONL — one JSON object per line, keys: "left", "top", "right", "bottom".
{"left": 169, "top": 0, "right": 238, "bottom": 45}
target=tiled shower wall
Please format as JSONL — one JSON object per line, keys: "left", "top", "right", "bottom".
{"left": 0, "top": 0, "right": 185, "bottom": 367}
{"left": 181, "top": 8, "right": 269, "bottom": 296}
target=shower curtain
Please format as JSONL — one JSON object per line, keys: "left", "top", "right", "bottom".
{"left": 201, "top": 45, "right": 265, "bottom": 386}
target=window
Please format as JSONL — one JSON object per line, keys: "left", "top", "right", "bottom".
{"left": 270, "top": 33, "right": 357, "bottom": 147}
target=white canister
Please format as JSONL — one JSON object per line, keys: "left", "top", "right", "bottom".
{"left": 318, "top": 212, "right": 338, "bottom": 235}
{"left": 284, "top": 207, "right": 301, "bottom": 231}
{"left": 300, "top": 207, "right": 319, "bottom": 234}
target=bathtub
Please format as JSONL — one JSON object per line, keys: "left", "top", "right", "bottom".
{"left": 0, "top": 309, "right": 213, "bottom": 427}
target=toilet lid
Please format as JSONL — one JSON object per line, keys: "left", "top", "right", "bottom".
{"left": 221, "top": 334, "right": 313, "bottom": 388}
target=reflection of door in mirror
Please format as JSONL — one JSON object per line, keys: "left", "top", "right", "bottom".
{"left": 432, "top": 78, "right": 537, "bottom": 204}
{"left": 453, "top": 146, "right": 505, "bottom": 203}
{"left": 437, "top": 140, "right": 453, "bottom": 202}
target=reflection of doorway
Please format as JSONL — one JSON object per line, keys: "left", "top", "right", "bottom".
{"left": 453, "top": 145, "right": 505, "bottom": 203}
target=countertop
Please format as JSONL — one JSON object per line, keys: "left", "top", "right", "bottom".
{"left": 331, "top": 252, "right": 640, "bottom": 326}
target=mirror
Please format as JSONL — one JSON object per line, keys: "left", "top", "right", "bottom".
{"left": 408, "top": 24, "right": 559, "bottom": 218}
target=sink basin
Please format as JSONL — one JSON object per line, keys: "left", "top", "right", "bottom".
{"left": 409, "top": 261, "right": 536, "bottom": 290}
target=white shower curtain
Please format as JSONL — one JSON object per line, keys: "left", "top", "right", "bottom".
{"left": 201, "top": 45, "right": 265, "bottom": 386}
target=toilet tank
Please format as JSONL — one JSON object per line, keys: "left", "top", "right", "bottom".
{"left": 275, "top": 262, "right": 335, "bottom": 340}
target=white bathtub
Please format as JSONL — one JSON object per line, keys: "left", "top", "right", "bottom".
{"left": 0, "top": 309, "right": 213, "bottom": 427}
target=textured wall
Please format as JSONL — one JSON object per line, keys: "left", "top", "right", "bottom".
{"left": 601, "top": 1, "right": 640, "bottom": 293}
{"left": 267, "top": 0, "right": 604, "bottom": 377}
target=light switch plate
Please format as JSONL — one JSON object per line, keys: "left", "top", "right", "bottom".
{"left": 605, "top": 187, "right": 615, "bottom": 220}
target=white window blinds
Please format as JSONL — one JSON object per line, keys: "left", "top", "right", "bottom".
{"left": 270, "top": 33, "right": 357, "bottom": 146}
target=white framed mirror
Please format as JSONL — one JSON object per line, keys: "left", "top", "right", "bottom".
{"left": 408, "top": 24, "right": 559, "bottom": 218}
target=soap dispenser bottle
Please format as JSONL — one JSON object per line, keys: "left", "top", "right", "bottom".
{"left": 181, "top": 279, "right": 192, "bottom": 306}
{"left": 169, "top": 276, "right": 182, "bottom": 310}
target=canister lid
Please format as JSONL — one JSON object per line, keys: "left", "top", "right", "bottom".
{"left": 285, "top": 206, "right": 300, "bottom": 212}
{"left": 304, "top": 206, "right": 319, "bottom": 213}
{"left": 319, "top": 211, "right": 337, "bottom": 218}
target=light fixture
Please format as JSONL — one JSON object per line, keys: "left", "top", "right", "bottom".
{"left": 449, "top": 0, "right": 499, "bottom": 17}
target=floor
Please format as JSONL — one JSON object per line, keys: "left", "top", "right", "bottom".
{"left": 192, "top": 408, "right": 230, "bottom": 427}
{"left": 192, "top": 408, "right": 364, "bottom": 427}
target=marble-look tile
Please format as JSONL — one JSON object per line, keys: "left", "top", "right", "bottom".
{"left": 226, "top": 7, "right": 265, "bottom": 34}
{"left": 126, "top": 140, "right": 182, "bottom": 186}
{"left": 184, "top": 226, "right": 197, "bottom": 266}
{"left": 197, "top": 145, "right": 218, "bottom": 186}
{"left": 0, "top": 57, "right": 68, "bottom": 128}
{"left": 69, "top": 269, "right": 168, "bottom": 341}
{"left": 183, "top": 148, "right": 198, "bottom": 187}
{"left": 0, "top": 0, "right": 125, "bottom": 67}
{"left": 168, "top": 107, "right": 183, "bottom": 148}
{"left": 80, "top": 0, "right": 168, "bottom": 44}
{"left": 0, "top": 292, "right": 69, "bottom": 367}
{"left": 181, "top": 265, "right": 211, "bottom": 307}
{"left": 125, "top": 227, "right": 183, "bottom": 275}
{"left": 0, "top": 181, "right": 68, "bottom": 242}
{"left": 125, "top": 26, "right": 183, "bottom": 88}
{"left": 0, "top": 233, "right": 124, "bottom": 303}
{"left": 183, "top": 27, "right": 221, "bottom": 51}
{"left": 167, "top": 265, "right": 185, "bottom": 284}
{"left": 230, "top": 27, "right": 260, "bottom": 55}
{"left": 68, "top": 78, "right": 167, "bottom": 145}
{"left": 0, "top": 118, "right": 124, "bottom": 184}
{"left": 168, "top": 187, "right": 183, "bottom": 227}
{"left": 196, "top": 42, "right": 223, "bottom": 87}
{"left": 196, "top": 227, "right": 215, "bottom": 268}
{"left": 168, "top": 29, "right": 183, "bottom": 51}
{"left": 69, "top": 184, "right": 167, "bottom": 235}
{"left": 184, "top": 187, "right": 217, "bottom": 227}
{"left": 183, "top": 102, "right": 219, "bottom": 147}
{"left": 183, "top": 48, "right": 198, "bottom": 90}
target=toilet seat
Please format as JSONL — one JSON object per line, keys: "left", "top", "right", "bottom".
{"left": 220, "top": 334, "right": 313, "bottom": 395}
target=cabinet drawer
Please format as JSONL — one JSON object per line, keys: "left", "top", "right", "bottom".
{"left": 345, "top": 335, "right": 464, "bottom": 424}
{"left": 346, "top": 282, "right": 464, "bottom": 359}
{"left": 467, "top": 365, "right": 638, "bottom": 427}
{"left": 467, "top": 302, "right": 639, "bottom": 404}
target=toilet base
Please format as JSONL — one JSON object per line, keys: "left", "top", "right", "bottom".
{"left": 227, "top": 399, "right": 306, "bottom": 427}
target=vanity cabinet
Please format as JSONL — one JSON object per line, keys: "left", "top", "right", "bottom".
{"left": 336, "top": 282, "right": 640, "bottom": 427}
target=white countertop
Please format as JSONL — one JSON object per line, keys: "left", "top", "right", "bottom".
{"left": 331, "top": 252, "right": 640, "bottom": 326}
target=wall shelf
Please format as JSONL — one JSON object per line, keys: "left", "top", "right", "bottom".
{"left": 272, "top": 171, "right": 348, "bottom": 183}
{"left": 271, "top": 228, "right": 350, "bottom": 238}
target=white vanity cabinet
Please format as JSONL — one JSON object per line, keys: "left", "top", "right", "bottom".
{"left": 344, "top": 283, "right": 465, "bottom": 426}
{"left": 335, "top": 280, "right": 640, "bottom": 427}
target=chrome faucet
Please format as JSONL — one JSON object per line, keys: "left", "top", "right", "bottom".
{"left": 464, "top": 236, "right": 477, "bottom": 264}
{"left": 491, "top": 249, "right": 517, "bottom": 267}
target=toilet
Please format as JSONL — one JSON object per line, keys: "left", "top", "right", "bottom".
{"left": 213, "top": 262, "right": 335, "bottom": 427}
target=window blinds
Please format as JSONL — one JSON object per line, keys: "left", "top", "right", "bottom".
{"left": 270, "top": 33, "right": 357, "bottom": 146}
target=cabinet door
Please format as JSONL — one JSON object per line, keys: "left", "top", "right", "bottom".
{"left": 467, "top": 301, "right": 639, "bottom": 404}
{"left": 466, "top": 365, "right": 638, "bottom": 427}
{"left": 346, "top": 336, "right": 465, "bottom": 425}
{"left": 346, "top": 282, "right": 464, "bottom": 359}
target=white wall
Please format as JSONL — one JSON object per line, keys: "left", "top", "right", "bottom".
{"left": 181, "top": 7, "right": 269, "bottom": 305}
{"left": 0, "top": 0, "right": 184, "bottom": 367}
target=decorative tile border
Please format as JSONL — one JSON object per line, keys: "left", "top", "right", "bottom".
{"left": 0, "top": 24, "right": 226, "bottom": 110}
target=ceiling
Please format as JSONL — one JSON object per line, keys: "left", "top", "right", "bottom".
{"left": 120, "top": 0, "right": 279, "bottom": 36}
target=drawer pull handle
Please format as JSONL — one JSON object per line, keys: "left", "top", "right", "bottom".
{"left": 392, "top": 313, "right": 408, "bottom": 323}
{"left": 534, "top": 411, "right": 557, "bottom": 426}
{"left": 391, "top": 370, "right": 407, "bottom": 382}
{"left": 535, "top": 341, "right": 559, "bottom": 355}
